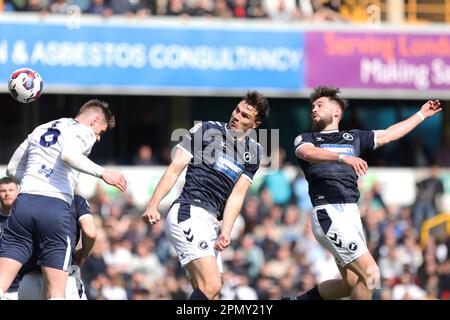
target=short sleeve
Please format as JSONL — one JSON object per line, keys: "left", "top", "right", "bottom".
{"left": 73, "top": 195, "right": 91, "bottom": 220}
{"left": 294, "top": 133, "right": 315, "bottom": 154}
{"left": 351, "top": 129, "right": 375, "bottom": 151}
{"left": 176, "top": 122, "right": 204, "bottom": 158}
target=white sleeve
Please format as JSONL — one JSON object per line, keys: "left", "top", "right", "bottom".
{"left": 60, "top": 130, "right": 104, "bottom": 178}
{"left": 6, "top": 138, "right": 30, "bottom": 183}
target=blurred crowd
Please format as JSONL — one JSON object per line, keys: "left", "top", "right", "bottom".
{"left": 0, "top": 0, "right": 375, "bottom": 23}
{"left": 79, "top": 149, "right": 450, "bottom": 300}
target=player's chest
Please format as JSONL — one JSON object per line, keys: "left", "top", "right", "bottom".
{"left": 312, "top": 135, "right": 359, "bottom": 157}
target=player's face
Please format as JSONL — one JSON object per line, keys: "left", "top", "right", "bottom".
{"left": 0, "top": 182, "right": 18, "bottom": 208}
{"left": 229, "top": 101, "right": 260, "bottom": 131}
{"left": 311, "top": 97, "right": 336, "bottom": 132}
{"left": 92, "top": 118, "right": 108, "bottom": 142}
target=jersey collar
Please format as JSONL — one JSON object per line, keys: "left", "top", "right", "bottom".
{"left": 319, "top": 129, "right": 339, "bottom": 134}
{"left": 225, "top": 123, "right": 250, "bottom": 142}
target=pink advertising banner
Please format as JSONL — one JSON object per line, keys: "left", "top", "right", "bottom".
{"left": 306, "top": 31, "right": 450, "bottom": 91}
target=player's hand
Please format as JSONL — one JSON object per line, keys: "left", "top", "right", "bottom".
{"left": 342, "top": 156, "right": 368, "bottom": 176}
{"left": 142, "top": 207, "right": 161, "bottom": 225}
{"left": 420, "top": 100, "right": 442, "bottom": 118}
{"left": 214, "top": 233, "right": 231, "bottom": 251}
{"left": 101, "top": 170, "right": 127, "bottom": 192}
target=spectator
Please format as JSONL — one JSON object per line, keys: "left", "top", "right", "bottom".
{"left": 412, "top": 165, "right": 444, "bottom": 231}
{"left": 261, "top": 148, "right": 292, "bottom": 206}
{"left": 133, "top": 144, "right": 160, "bottom": 165}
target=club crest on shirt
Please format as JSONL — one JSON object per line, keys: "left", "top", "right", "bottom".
{"left": 244, "top": 152, "right": 251, "bottom": 162}
{"left": 343, "top": 133, "right": 354, "bottom": 141}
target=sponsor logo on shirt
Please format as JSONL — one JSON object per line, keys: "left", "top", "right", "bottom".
{"left": 320, "top": 144, "right": 355, "bottom": 156}
{"left": 214, "top": 154, "right": 244, "bottom": 182}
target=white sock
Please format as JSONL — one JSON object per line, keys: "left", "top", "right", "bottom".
{"left": 0, "top": 288, "right": 4, "bottom": 299}
{"left": 49, "top": 297, "right": 65, "bottom": 300}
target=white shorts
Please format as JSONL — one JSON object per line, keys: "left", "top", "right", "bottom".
{"left": 311, "top": 203, "right": 368, "bottom": 267}
{"left": 1, "top": 290, "right": 18, "bottom": 300}
{"left": 18, "top": 266, "right": 87, "bottom": 300}
{"left": 165, "top": 203, "right": 223, "bottom": 273}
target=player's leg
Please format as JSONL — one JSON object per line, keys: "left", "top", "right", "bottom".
{"left": 186, "top": 256, "right": 222, "bottom": 300}
{"left": 164, "top": 203, "right": 223, "bottom": 300}
{"left": 320, "top": 204, "right": 379, "bottom": 299}
{"left": 35, "top": 195, "right": 72, "bottom": 299}
{"left": 0, "top": 258, "right": 22, "bottom": 297}
{"left": 345, "top": 251, "right": 380, "bottom": 300}
{"left": 295, "top": 204, "right": 373, "bottom": 300}
{"left": 313, "top": 264, "right": 358, "bottom": 299}
{"left": 42, "top": 266, "right": 69, "bottom": 299}
{"left": 0, "top": 194, "right": 35, "bottom": 296}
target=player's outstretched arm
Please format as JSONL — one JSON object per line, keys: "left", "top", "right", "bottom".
{"left": 6, "top": 138, "right": 29, "bottom": 183}
{"left": 142, "top": 147, "right": 191, "bottom": 225}
{"left": 61, "top": 147, "right": 127, "bottom": 192}
{"left": 214, "top": 176, "right": 252, "bottom": 251}
{"left": 375, "top": 99, "right": 442, "bottom": 148}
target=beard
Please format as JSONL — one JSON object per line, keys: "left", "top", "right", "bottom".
{"left": 311, "top": 118, "right": 327, "bottom": 132}
{"left": 311, "top": 114, "right": 333, "bottom": 132}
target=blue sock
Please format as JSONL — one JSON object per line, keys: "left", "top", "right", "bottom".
{"left": 296, "top": 285, "right": 323, "bottom": 300}
{"left": 189, "top": 288, "right": 209, "bottom": 300}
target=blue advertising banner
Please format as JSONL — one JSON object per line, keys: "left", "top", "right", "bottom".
{"left": 0, "top": 18, "right": 304, "bottom": 95}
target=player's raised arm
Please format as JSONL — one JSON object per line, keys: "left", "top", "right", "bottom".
{"left": 142, "top": 147, "right": 191, "bottom": 225}
{"left": 214, "top": 175, "right": 252, "bottom": 251}
{"left": 59, "top": 128, "right": 127, "bottom": 192}
{"left": 375, "top": 100, "right": 442, "bottom": 148}
{"left": 6, "top": 138, "right": 30, "bottom": 183}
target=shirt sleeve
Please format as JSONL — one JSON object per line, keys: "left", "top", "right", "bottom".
{"left": 294, "top": 133, "right": 315, "bottom": 154}
{"left": 73, "top": 195, "right": 92, "bottom": 220}
{"left": 351, "top": 129, "right": 375, "bottom": 151}
{"left": 60, "top": 123, "right": 96, "bottom": 156}
{"left": 176, "top": 121, "right": 204, "bottom": 158}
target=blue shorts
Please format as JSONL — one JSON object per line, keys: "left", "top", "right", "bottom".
{"left": 0, "top": 194, "right": 73, "bottom": 271}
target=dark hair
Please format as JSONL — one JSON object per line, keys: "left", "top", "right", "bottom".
{"left": 77, "top": 99, "right": 116, "bottom": 130}
{"left": 0, "top": 177, "right": 17, "bottom": 186}
{"left": 245, "top": 91, "right": 270, "bottom": 123}
{"left": 310, "top": 86, "right": 348, "bottom": 116}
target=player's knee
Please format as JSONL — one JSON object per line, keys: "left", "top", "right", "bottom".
{"left": 362, "top": 265, "right": 380, "bottom": 291}
{"left": 200, "top": 277, "right": 222, "bottom": 298}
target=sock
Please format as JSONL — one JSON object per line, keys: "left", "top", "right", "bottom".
{"left": 296, "top": 285, "right": 324, "bottom": 300}
{"left": 0, "top": 288, "right": 4, "bottom": 299}
{"left": 189, "top": 288, "right": 209, "bottom": 300}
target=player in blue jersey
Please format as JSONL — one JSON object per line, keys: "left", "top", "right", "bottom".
{"left": 286, "top": 86, "right": 441, "bottom": 300}
{"left": 0, "top": 177, "right": 20, "bottom": 300}
{"left": 142, "top": 91, "right": 270, "bottom": 300}
{"left": 18, "top": 194, "right": 96, "bottom": 300}
{"left": 0, "top": 100, "right": 127, "bottom": 300}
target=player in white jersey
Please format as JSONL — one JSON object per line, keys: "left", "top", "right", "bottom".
{"left": 0, "top": 99, "right": 127, "bottom": 300}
